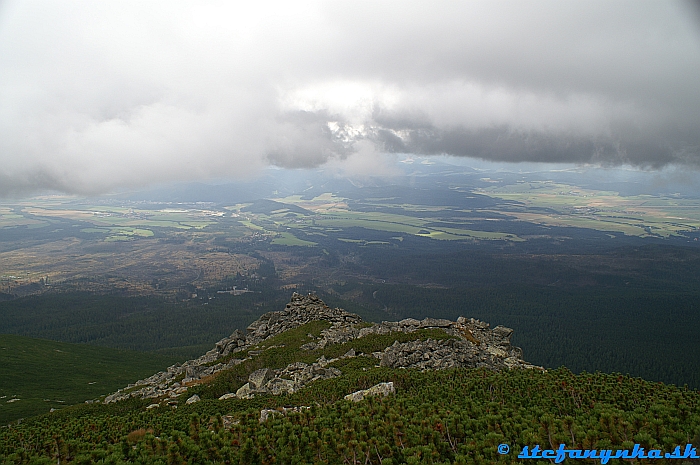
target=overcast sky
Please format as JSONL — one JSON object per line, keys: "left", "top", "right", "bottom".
{"left": 1, "top": 1, "right": 699, "bottom": 196}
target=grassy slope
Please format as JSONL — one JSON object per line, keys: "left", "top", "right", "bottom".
{"left": 1, "top": 323, "right": 699, "bottom": 463}
{"left": 0, "top": 334, "right": 180, "bottom": 425}
{"left": 189, "top": 321, "right": 456, "bottom": 400}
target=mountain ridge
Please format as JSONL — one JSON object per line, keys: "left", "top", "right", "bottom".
{"left": 3, "top": 293, "right": 700, "bottom": 464}
{"left": 103, "top": 292, "right": 542, "bottom": 405}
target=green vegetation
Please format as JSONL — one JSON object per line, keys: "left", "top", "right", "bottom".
{"left": 479, "top": 181, "right": 700, "bottom": 238}
{"left": 19, "top": 205, "right": 220, "bottom": 232}
{"left": 2, "top": 180, "right": 700, "bottom": 462}
{"left": 0, "top": 334, "right": 180, "bottom": 425}
{"left": 0, "top": 292, "right": 287, "bottom": 355}
{"left": 2, "top": 329, "right": 699, "bottom": 463}
{"left": 271, "top": 232, "right": 317, "bottom": 247}
{"left": 190, "top": 323, "right": 457, "bottom": 401}
{"left": 336, "top": 281, "right": 700, "bottom": 389}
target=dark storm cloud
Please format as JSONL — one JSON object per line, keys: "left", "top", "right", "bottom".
{"left": 0, "top": 1, "right": 698, "bottom": 195}
{"left": 0, "top": 169, "right": 76, "bottom": 198}
{"left": 685, "top": 0, "right": 700, "bottom": 30}
{"left": 368, "top": 120, "right": 700, "bottom": 169}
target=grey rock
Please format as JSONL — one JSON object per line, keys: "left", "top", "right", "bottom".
{"left": 358, "top": 327, "right": 376, "bottom": 338}
{"left": 260, "top": 409, "right": 283, "bottom": 423}
{"left": 103, "top": 292, "right": 542, "bottom": 405}
{"left": 248, "top": 368, "right": 274, "bottom": 389}
{"left": 419, "top": 317, "right": 452, "bottom": 328}
{"left": 266, "top": 378, "right": 297, "bottom": 395}
{"left": 380, "top": 351, "right": 398, "bottom": 367}
{"left": 493, "top": 325, "right": 513, "bottom": 339}
{"left": 186, "top": 365, "right": 203, "bottom": 379}
{"left": 185, "top": 394, "right": 200, "bottom": 405}
{"left": 222, "top": 415, "right": 237, "bottom": 428}
{"left": 235, "top": 383, "right": 254, "bottom": 399}
{"left": 260, "top": 406, "right": 310, "bottom": 423}
{"left": 345, "top": 382, "right": 395, "bottom": 402}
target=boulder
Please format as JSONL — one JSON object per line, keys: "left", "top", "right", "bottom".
{"left": 260, "top": 409, "right": 283, "bottom": 423}
{"left": 185, "top": 394, "right": 200, "bottom": 404}
{"left": 266, "top": 378, "right": 297, "bottom": 395}
{"left": 380, "top": 351, "right": 398, "bottom": 367}
{"left": 487, "top": 346, "right": 507, "bottom": 358}
{"left": 419, "top": 317, "right": 452, "bottom": 328}
{"left": 358, "top": 327, "right": 376, "bottom": 338}
{"left": 345, "top": 382, "right": 395, "bottom": 402}
{"left": 235, "top": 383, "right": 254, "bottom": 399}
{"left": 185, "top": 365, "right": 203, "bottom": 379}
{"left": 248, "top": 368, "right": 274, "bottom": 389}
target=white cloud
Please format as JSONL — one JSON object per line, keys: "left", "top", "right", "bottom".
{"left": 0, "top": 0, "right": 698, "bottom": 195}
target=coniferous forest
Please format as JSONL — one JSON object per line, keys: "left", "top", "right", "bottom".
{"left": 2, "top": 355, "right": 700, "bottom": 463}
{"left": 3, "top": 1, "right": 700, "bottom": 462}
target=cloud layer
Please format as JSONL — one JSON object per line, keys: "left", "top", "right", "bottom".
{"left": 1, "top": 1, "right": 699, "bottom": 195}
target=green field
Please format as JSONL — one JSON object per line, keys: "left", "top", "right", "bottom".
{"left": 0, "top": 334, "right": 180, "bottom": 425}
{"left": 479, "top": 181, "right": 700, "bottom": 238}
{"left": 239, "top": 186, "right": 700, "bottom": 243}
{"left": 264, "top": 196, "right": 530, "bottom": 242}
{"left": 270, "top": 232, "right": 317, "bottom": 246}
{"left": 6, "top": 182, "right": 697, "bottom": 250}
{"left": 0, "top": 207, "right": 46, "bottom": 229}
{"left": 20, "top": 205, "right": 218, "bottom": 232}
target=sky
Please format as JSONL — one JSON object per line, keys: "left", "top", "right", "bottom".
{"left": 1, "top": 1, "right": 699, "bottom": 196}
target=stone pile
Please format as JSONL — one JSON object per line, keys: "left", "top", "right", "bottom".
{"left": 104, "top": 292, "right": 359, "bottom": 404}
{"left": 246, "top": 293, "right": 363, "bottom": 344}
{"left": 218, "top": 354, "right": 350, "bottom": 400}
{"left": 103, "top": 292, "right": 541, "bottom": 405}
{"left": 364, "top": 315, "right": 539, "bottom": 371}
{"left": 376, "top": 337, "right": 535, "bottom": 371}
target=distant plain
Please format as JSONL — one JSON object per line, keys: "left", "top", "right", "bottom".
{"left": 1, "top": 165, "right": 700, "bottom": 423}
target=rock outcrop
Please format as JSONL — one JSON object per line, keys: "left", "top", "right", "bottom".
{"left": 372, "top": 317, "right": 532, "bottom": 371}
{"left": 185, "top": 395, "right": 200, "bottom": 405}
{"left": 104, "top": 292, "right": 359, "bottom": 403}
{"left": 103, "top": 292, "right": 541, "bottom": 405}
{"left": 345, "top": 382, "right": 395, "bottom": 402}
{"left": 259, "top": 406, "right": 310, "bottom": 423}
{"left": 218, "top": 355, "right": 348, "bottom": 400}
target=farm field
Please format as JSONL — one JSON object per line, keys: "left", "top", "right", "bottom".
{"left": 243, "top": 195, "right": 526, "bottom": 242}
{"left": 479, "top": 181, "right": 700, "bottom": 238}
{"left": 1, "top": 180, "right": 699, "bottom": 298}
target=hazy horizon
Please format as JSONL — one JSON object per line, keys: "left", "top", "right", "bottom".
{"left": 2, "top": 1, "right": 699, "bottom": 197}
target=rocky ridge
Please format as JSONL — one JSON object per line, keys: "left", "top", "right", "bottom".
{"left": 104, "top": 292, "right": 541, "bottom": 404}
